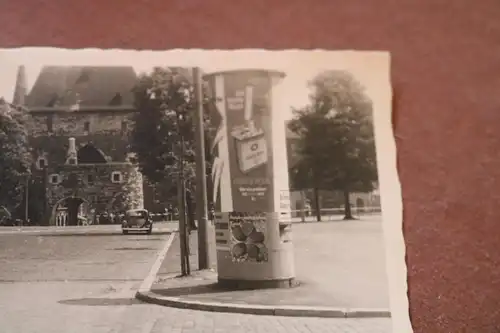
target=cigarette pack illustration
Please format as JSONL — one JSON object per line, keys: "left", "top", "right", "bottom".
{"left": 231, "top": 86, "right": 268, "bottom": 174}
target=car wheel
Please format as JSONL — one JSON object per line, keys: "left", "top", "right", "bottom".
{"left": 146, "top": 227, "right": 152, "bottom": 235}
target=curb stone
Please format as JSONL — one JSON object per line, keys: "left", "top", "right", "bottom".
{"left": 135, "top": 290, "right": 391, "bottom": 319}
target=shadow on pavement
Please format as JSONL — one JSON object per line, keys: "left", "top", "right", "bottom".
{"left": 58, "top": 297, "right": 142, "bottom": 306}
{"left": 152, "top": 283, "right": 228, "bottom": 297}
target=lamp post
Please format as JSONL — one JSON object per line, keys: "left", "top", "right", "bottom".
{"left": 193, "top": 67, "right": 212, "bottom": 270}
{"left": 177, "top": 112, "right": 190, "bottom": 276}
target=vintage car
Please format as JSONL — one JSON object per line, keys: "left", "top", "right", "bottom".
{"left": 121, "top": 209, "right": 153, "bottom": 235}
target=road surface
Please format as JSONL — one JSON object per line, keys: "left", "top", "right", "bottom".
{"left": 0, "top": 223, "right": 391, "bottom": 333}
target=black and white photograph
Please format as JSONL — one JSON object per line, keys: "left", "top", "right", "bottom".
{"left": 0, "top": 49, "right": 405, "bottom": 333}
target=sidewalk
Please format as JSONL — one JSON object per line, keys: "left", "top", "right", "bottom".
{"left": 138, "top": 216, "right": 391, "bottom": 318}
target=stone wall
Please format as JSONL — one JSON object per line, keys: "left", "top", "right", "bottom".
{"left": 46, "top": 163, "right": 144, "bottom": 225}
{"left": 27, "top": 111, "right": 134, "bottom": 164}
{"left": 27, "top": 111, "right": 134, "bottom": 137}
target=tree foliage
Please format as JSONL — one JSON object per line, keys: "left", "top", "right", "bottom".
{"left": 288, "top": 70, "right": 378, "bottom": 218}
{"left": 130, "top": 67, "right": 212, "bottom": 202}
{"left": 0, "top": 99, "right": 31, "bottom": 213}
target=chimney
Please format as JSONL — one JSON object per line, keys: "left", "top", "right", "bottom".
{"left": 12, "top": 65, "right": 27, "bottom": 106}
{"left": 66, "top": 137, "right": 78, "bottom": 165}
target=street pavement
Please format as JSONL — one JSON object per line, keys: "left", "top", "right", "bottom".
{"left": 0, "top": 222, "right": 175, "bottom": 236}
{"left": 0, "top": 219, "right": 392, "bottom": 333}
{"left": 154, "top": 216, "right": 390, "bottom": 309}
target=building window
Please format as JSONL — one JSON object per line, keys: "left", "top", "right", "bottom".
{"left": 84, "top": 121, "right": 90, "bottom": 133}
{"left": 111, "top": 171, "right": 123, "bottom": 183}
{"left": 126, "top": 152, "right": 137, "bottom": 164}
{"left": 49, "top": 174, "right": 61, "bottom": 185}
{"left": 47, "top": 115, "right": 53, "bottom": 133}
{"left": 87, "top": 174, "right": 94, "bottom": 183}
{"left": 36, "top": 157, "right": 47, "bottom": 169}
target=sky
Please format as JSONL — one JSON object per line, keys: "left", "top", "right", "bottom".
{"left": 0, "top": 48, "right": 387, "bottom": 120}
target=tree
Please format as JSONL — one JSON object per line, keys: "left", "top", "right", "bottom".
{"left": 288, "top": 70, "right": 378, "bottom": 220}
{"left": 130, "top": 67, "right": 212, "bottom": 208}
{"left": 0, "top": 99, "right": 31, "bottom": 216}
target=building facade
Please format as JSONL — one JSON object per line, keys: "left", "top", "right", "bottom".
{"left": 14, "top": 65, "right": 145, "bottom": 226}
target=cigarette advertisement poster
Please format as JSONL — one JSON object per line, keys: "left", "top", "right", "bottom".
{"left": 224, "top": 71, "right": 274, "bottom": 213}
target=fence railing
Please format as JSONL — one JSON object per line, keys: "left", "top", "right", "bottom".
{"left": 289, "top": 206, "right": 382, "bottom": 221}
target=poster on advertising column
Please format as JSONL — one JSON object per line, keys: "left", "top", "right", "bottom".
{"left": 228, "top": 211, "right": 268, "bottom": 263}
{"left": 206, "top": 70, "right": 284, "bottom": 263}
{"left": 224, "top": 71, "right": 275, "bottom": 213}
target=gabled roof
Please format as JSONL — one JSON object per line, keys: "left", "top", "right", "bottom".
{"left": 26, "top": 66, "right": 137, "bottom": 109}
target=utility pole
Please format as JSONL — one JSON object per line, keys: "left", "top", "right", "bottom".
{"left": 193, "top": 67, "right": 212, "bottom": 270}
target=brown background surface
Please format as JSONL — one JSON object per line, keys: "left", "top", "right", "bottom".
{"left": 1, "top": 0, "right": 500, "bottom": 331}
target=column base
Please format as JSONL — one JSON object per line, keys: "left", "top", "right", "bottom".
{"left": 217, "top": 277, "right": 297, "bottom": 290}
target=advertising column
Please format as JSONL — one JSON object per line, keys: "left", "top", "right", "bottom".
{"left": 205, "top": 70, "right": 295, "bottom": 289}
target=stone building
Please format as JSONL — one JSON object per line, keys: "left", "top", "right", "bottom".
{"left": 13, "top": 65, "right": 145, "bottom": 226}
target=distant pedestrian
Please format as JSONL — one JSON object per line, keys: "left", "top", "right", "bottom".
{"left": 165, "top": 204, "right": 173, "bottom": 221}
{"left": 305, "top": 202, "right": 311, "bottom": 217}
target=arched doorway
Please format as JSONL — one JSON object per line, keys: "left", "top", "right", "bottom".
{"left": 77, "top": 144, "right": 107, "bottom": 164}
{"left": 51, "top": 197, "right": 91, "bottom": 226}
